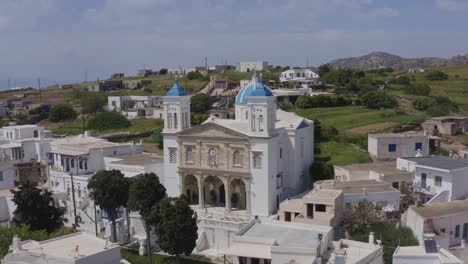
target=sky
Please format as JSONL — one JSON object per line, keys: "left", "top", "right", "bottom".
{"left": 1, "top": 0, "right": 468, "bottom": 89}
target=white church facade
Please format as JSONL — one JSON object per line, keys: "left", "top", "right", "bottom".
{"left": 161, "top": 75, "right": 315, "bottom": 253}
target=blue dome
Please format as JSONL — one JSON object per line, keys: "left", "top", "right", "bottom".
{"left": 235, "top": 74, "right": 274, "bottom": 105}
{"left": 166, "top": 79, "right": 187, "bottom": 96}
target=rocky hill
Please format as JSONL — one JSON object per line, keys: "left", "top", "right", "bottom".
{"left": 327, "top": 52, "right": 468, "bottom": 70}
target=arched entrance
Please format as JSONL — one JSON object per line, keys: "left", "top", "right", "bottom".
{"left": 183, "top": 174, "right": 199, "bottom": 205}
{"left": 204, "top": 176, "right": 225, "bottom": 207}
{"left": 230, "top": 179, "right": 246, "bottom": 210}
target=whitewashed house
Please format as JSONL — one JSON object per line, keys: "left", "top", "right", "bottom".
{"left": 225, "top": 219, "right": 383, "bottom": 264}
{"left": 279, "top": 68, "right": 321, "bottom": 88}
{"left": 393, "top": 237, "right": 463, "bottom": 264}
{"left": 368, "top": 133, "right": 430, "bottom": 161}
{"left": 108, "top": 96, "right": 163, "bottom": 119}
{"left": 161, "top": 75, "right": 315, "bottom": 255}
{"left": 239, "top": 61, "right": 269, "bottom": 72}
{"left": 397, "top": 156, "right": 468, "bottom": 203}
{"left": 405, "top": 199, "right": 468, "bottom": 250}
{"left": 3, "top": 232, "right": 121, "bottom": 264}
{"left": 46, "top": 133, "right": 144, "bottom": 240}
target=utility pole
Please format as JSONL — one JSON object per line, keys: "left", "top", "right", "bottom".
{"left": 70, "top": 172, "right": 78, "bottom": 227}
{"left": 7, "top": 78, "right": 10, "bottom": 90}
{"left": 85, "top": 69, "right": 87, "bottom": 82}
{"left": 37, "top": 78, "right": 42, "bottom": 103}
{"left": 307, "top": 56, "right": 309, "bottom": 68}
{"left": 205, "top": 57, "right": 208, "bottom": 72}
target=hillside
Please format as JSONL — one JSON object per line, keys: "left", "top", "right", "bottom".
{"left": 328, "top": 52, "right": 468, "bottom": 70}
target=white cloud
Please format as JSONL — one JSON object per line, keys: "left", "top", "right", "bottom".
{"left": 436, "top": 0, "right": 468, "bottom": 11}
{"left": 373, "top": 7, "right": 400, "bottom": 17}
{"left": 0, "top": 0, "right": 57, "bottom": 31}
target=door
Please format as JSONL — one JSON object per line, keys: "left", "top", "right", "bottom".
{"left": 463, "top": 223, "right": 468, "bottom": 240}
{"left": 219, "top": 185, "right": 225, "bottom": 204}
{"left": 421, "top": 173, "right": 427, "bottom": 188}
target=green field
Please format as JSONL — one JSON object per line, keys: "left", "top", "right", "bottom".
{"left": 296, "top": 106, "right": 427, "bottom": 133}
{"left": 45, "top": 118, "right": 161, "bottom": 136}
{"left": 121, "top": 249, "right": 210, "bottom": 264}
{"left": 317, "top": 141, "right": 370, "bottom": 165}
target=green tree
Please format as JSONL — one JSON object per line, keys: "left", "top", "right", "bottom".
{"left": 341, "top": 199, "right": 379, "bottom": 236}
{"left": 190, "top": 93, "right": 214, "bottom": 113}
{"left": 360, "top": 90, "right": 399, "bottom": 109}
{"left": 390, "top": 75, "right": 410, "bottom": 85}
{"left": 159, "top": 68, "right": 168, "bottom": 75}
{"left": 48, "top": 104, "right": 77, "bottom": 122}
{"left": 11, "top": 182, "right": 66, "bottom": 232}
{"left": 425, "top": 70, "right": 448, "bottom": 81}
{"left": 187, "top": 71, "right": 205, "bottom": 80}
{"left": 405, "top": 84, "right": 431, "bottom": 96}
{"left": 128, "top": 173, "right": 167, "bottom": 263}
{"left": 412, "top": 97, "right": 435, "bottom": 111}
{"left": 88, "top": 170, "right": 130, "bottom": 242}
{"left": 295, "top": 95, "right": 313, "bottom": 109}
{"left": 317, "top": 64, "right": 332, "bottom": 77}
{"left": 0, "top": 225, "right": 48, "bottom": 258}
{"left": 87, "top": 112, "right": 131, "bottom": 131}
{"left": 153, "top": 195, "right": 198, "bottom": 264}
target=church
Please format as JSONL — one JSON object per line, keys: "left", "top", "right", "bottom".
{"left": 161, "top": 74, "right": 315, "bottom": 252}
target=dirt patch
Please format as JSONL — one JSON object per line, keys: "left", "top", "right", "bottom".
{"left": 348, "top": 122, "right": 399, "bottom": 134}
{"left": 143, "top": 142, "right": 163, "bottom": 155}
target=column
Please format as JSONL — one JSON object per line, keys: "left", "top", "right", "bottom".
{"left": 178, "top": 172, "right": 184, "bottom": 196}
{"left": 243, "top": 180, "right": 251, "bottom": 215}
{"left": 197, "top": 174, "right": 204, "bottom": 209}
{"left": 223, "top": 177, "right": 231, "bottom": 213}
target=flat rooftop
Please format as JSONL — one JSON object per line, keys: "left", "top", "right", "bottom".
{"left": 240, "top": 220, "right": 331, "bottom": 249}
{"left": 318, "top": 179, "right": 398, "bottom": 194}
{"left": 20, "top": 232, "right": 118, "bottom": 260}
{"left": 2, "top": 124, "right": 42, "bottom": 129}
{"left": 403, "top": 156, "right": 468, "bottom": 170}
{"left": 427, "top": 116, "right": 468, "bottom": 121}
{"left": 336, "top": 161, "right": 409, "bottom": 175}
{"left": 411, "top": 199, "right": 468, "bottom": 219}
{"left": 368, "top": 132, "right": 426, "bottom": 139}
{"left": 111, "top": 153, "right": 163, "bottom": 166}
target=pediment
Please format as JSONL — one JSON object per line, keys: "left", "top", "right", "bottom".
{"left": 177, "top": 122, "right": 248, "bottom": 139}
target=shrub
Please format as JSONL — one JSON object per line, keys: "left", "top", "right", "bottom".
{"left": 87, "top": 112, "right": 130, "bottom": 131}
{"left": 412, "top": 97, "right": 435, "bottom": 111}
{"left": 390, "top": 75, "right": 411, "bottom": 85}
{"left": 187, "top": 71, "right": 205, "bottom": 80}
{"left": 159, "top": 68, "right": 168, "bottom": 75}
{"left": 425, "top": 70, "right": 448, "bottom": 81}
{"left": 405, "top": 84, "right": 431, "bottom": 96}
{"left": 309, "top": 161, "right": 334, "bottom": 183}
{"left": 190, "top": 93, "right": 215, "bottom": 113}
{"left": 359, "top": 90, "right": 399, "bottom": 109}
{"left": 48, "top": 104, "right": 77, "bottom": 122}
{"left": 295, "top": 95, "right": 352, "bottom": 109}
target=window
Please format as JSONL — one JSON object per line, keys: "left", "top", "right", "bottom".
{"left": 79, "top": 161, "right": 83, "bottom": 169}
{"left": 388, "top": 144, "right": 397, "bottom": 152}
{"left": 421, "top": 173, "right": 427, "bottom": 188}
{"left": 280, "top": 148, "right": 282, "bottom": 159}
{"left": 173, "top": 113, "right": 178, "bottom": 129}
{"left": 307, "top": 204, "right": 314, "bottom": 218}
{"left": 208, "top": 148, "right": 217, "bottom": 165}
{"left": 233, "top": 150, "right": 242, "bottom": 167}
{"left": 415, "top": 142, "right": 423, "bottom": 151}
{"left": 456, "top": 225, "right": 461, "bottom": 238}
{"left": 284, "top": 212, "right": 291, "bottom": 222}
{"left": 185, "top": 146, "right": 193, "bottom": 163}
{"left": 392, "top": 182, "right": 399, "bottom": 189}
{"left": 33, "top": 130, "right": 38, "bottom": 138}
{"left": 315, "top": 204, "right": 326, "bottom": 212}
{"left": 0, "top": 172, "right": 3, "bottom": 182}
{"left": 276, "top": 173, "right": 283, "bottom": 189}
{"left": 71, "top": 159, "right": 74, "bottom": 168}
{"left": 252, "top": 152, "right": 262, "bottom": 169}
{"left": 435, "top": 176, "right": 442, "bottom": 187}
{"left": 169, "top": 148, "right": 177, "bottom": 163}
{"left": 84, "top": 161, "right": 88, "bottom": 170}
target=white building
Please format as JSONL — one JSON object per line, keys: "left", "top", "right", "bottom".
{"left": 393, "top": 238, "right": 463, "bottom": 264}
{"left": 368, "top": 133, "right": 430, "bottom": 161}
{"left": 314, "top": 179, "right": 401, "bottom": 211}
{"left": 46, "top": 133, "right": 144, "bottom": 238}
{"left": 225, "top": 219, "right": 383, "bottom": 264}
{"left": 108, "top": 96, "right": 163, "bottom": 119}
{"left": 334, "top": 161, "right": 413, "bottom": 190}
{"left": 272, "top": 87, "right": 313, "bottom": 104}
{"left": 239, "top": 61, "right": 269, "bottom": 72}
{"left": 162, "top": 74, "right": 315, "bottom": 254}
{"left": 3, "top": 232, "right": 121, "bottom": 264}
{"left": 397, "top": 156, "right": 468, "bottom": 202}
{"left": 405, "top": 199, "right": 468, "bottom": 250}
{"left": 279, "top": 68, "right": 321, "bottom": 88}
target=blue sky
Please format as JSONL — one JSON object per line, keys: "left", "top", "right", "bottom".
{"left": 1, "top": 0, "right": 468, "bottom": 89}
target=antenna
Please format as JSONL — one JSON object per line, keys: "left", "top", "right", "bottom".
{"left": 37, "top": 78, "right": 42, "bottom": 103}
{"left": 306, "top": 56, "right": 309, "bottom": 68}
{"left": 8, "top": 78, "right": 10, "bottom": 90}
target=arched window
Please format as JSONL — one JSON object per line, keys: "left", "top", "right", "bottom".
{"left": 174, "top": 113, "right": 178, "bottom": 129}
{"left": 245, "top": 111, "right": 248, "bottom": 120}
{"left": 251, "top": 114, "right": 256, "bottom": 131}
{"left": 168, "top": 113, "right": 172, "bottom": 129}
{"left": 233, "top": 150, "right": 242, "bottom": 166}
{"left": 258, "top": 115, "right": 264, "bottom": 132}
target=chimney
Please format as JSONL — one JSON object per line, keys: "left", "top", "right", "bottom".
{"left": 462, "top": 240, "right": 466, "bottom": 248}
{"left": 84, "top": 131, "right": 91, "bottom": 138}
{"left": 449, "top": 151, "right": 454, "bottom": 158}
{"left": 415, "top": 149, "right": 423, "bottom": 157}
{"left": 12, "top": 235, "right": 21, "bottom": 252}
{"left": 369, "top": 232, "right": 375, "bottom": 245}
